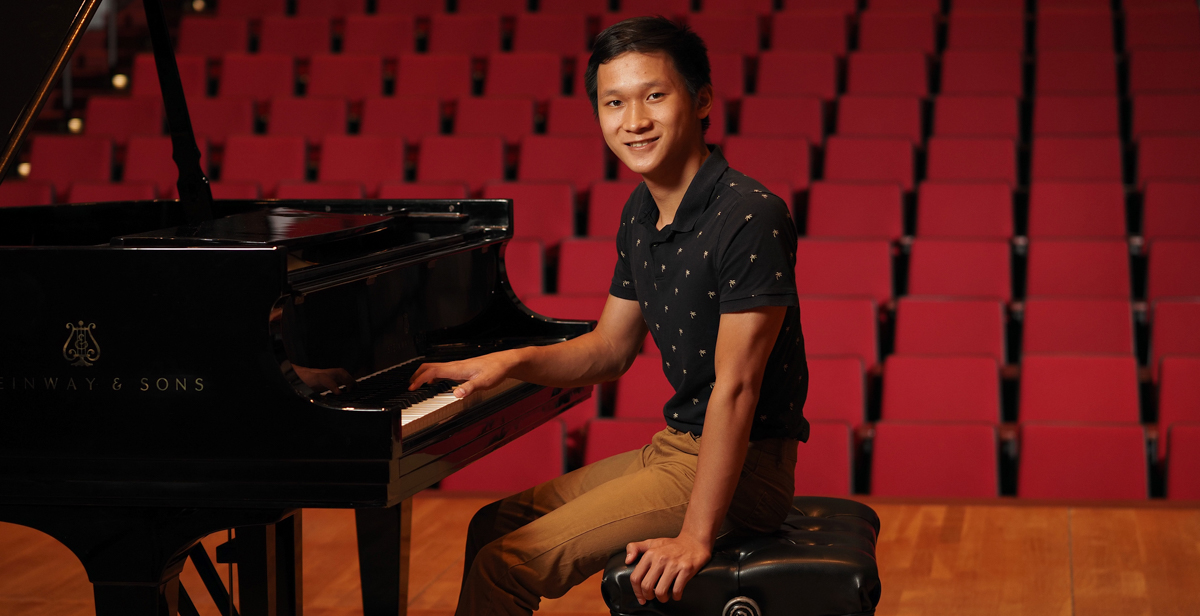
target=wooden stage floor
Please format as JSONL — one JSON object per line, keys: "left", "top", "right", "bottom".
{"left": 2, "top": 493, "right": 1199, "bottom": 616}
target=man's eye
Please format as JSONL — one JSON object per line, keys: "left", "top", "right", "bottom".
{"left": 648, "top": 93, "right": 664, "bottom": 100}
{"left": 604, "top": 99, "right": 622, "bottom": 107}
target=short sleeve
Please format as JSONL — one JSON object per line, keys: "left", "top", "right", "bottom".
{"left": 608, "top": 202, "right": 639, "bottom": 301}
{"left": 716, "top": 194, "right": 798, "bottom": 313}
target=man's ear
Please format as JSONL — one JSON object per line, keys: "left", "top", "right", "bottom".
{"left": 694, "top": 84, "right": 714, "bottom": 121}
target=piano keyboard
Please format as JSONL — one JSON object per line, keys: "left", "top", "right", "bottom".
{"left": 320, "top": 358, "right": 525, "bottom": 434}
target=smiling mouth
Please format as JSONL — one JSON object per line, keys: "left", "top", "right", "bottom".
{"left": 625, "top": 137, "right": 660, "bottom": 148}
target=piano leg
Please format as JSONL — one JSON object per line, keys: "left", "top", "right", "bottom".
{"left": 236, "top": 511, "right": 304, "bottom": 616}
{"left": 355, "top": 499, "right": 413, "bottom": 616}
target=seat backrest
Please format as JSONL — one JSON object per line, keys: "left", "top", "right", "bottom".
{"left": 771, "top": 10, "right": 849, "bottom": 54}
{"left": 894, "top": 297, "right": 1006, "bottom": 361}
{"left": 179, "top": 16, "right": 249, "bottom": 56}
{"left": 504, "top": 239, "right": 544, "bottom": 300}
{"left": 518, "top": 136, "right": 607, "bottom": 189}
{"left": 1128, "top": 50, "right": 1200, "bottom": 94}
{"left": 342, "top": 14, "right": 416, "bottom": 55}
{"left": 84, "top": 96, "right": 164, "bottom": 145}
{"left": 739, "top": 97, "right": 824, "bottom": 143}
{"left": 756, "top": 51, "right": 838, "bottom": 99}
{"left": 722, "top": 136, "right": 813, "bottom": 188}
{"left": 615, "top": 354, "right": 675, "bottom": 419}
{"left": 67, "top": 181, "right": 158, "bottom": 204}
{"left": 219, "top": 53, "right": 295, "bottom": 99}
{"left": 836, "top": 95, "right": 922, "bottom": 144}
{"left": 1148, "top": 240, "right": 1200, "bottom": 301}
{"left": 1019, "top": 355, "right": 1140, "bottom": 423}
{"left": 28, "top": 135, "right": 113, "bottom": 184}
{"left": 318, "top": 135, "right": 406, "bottom": 195}
{"left": 482, "top": 182, "right": 575, "bottom": 245}
{"left": 485, "top": 53, "right": 564, "bottom": 99}
{"left": 1159, "top": 356, "right": 1200, "bottom": 431}
{"left": 396, "top": 53, "right": 473, "bottom": 98}
{"left": 1025, "top": 239, "right": 1131, "bottom": 298}
{"left": 940, "top": 50, "right": 1023, "bottom": 96}
{"left": 1021, "top": 298, "right": 1133, "bottom": 355}
{"left": 857, "top": 10, "right": 937, "bottom": 53}
{"left": 378, "top": 181, "right": 469, "bottom": 199}
{"left": 916, "top": 181, "right": 1013, "bottom": 239}
{"left": 455, "top": 97, "right": 535, "bottom": 143}
{"left": 258, "top": 16, "right": 332, "bottom": 56}
{"left": 428, "top": 13, "right": 501, "bottom": 55}
{"left": 1151, "top": 303, "right": 1200, "bottom": 379}
{"left": 1167, "top": 423, "right": 1200, "bottom": 500}
{"left": 846, "top": 51, "right": 928, "bottom": 96}
{"left": 418, "top": 135, "right": 505, "bottom": 193}
{"left": 558, "top": 238, "right": 618, "bottom": 295}
{"left": 276, "top": 181, "right": 365, "bottom": 199}
{"left": 907, "top": 239, "right": 1012, "bottom": 300}
{"left": 1018, "top": 423, "right": 1147, "bottom": 499}
{"left": 267, "top": 97, "right": 347, "bottom": 142}
{"left": 1036, "top": 50, "right": 1117, "bottom": 94}
{"left": 1031, "top": 136, "right": 1124, "bottom": 182}
{"left": 1026, "top": 181, "right": 1126, "bottom": 239}
{"left": 1036, "top": 9, "right": 1114, "bottom": 50}
{"left": 360, "top": 97, "right": 441, "bottom": 141}
{"left": 512, "top": 14, "right": 589, "bottom": 54}
{"left": 124, "top": 136, "right": 208, "bottom": 194}
{"left": 188, "top": 98, "right": 255, "bottom": 145}
{"left": 794, "top": 421, "right": 855, "bottom": 496}
{"left": 0, "top": 181, "right": 55, "bottom": 207}
{"left": 798, "top": 297, "right": 879, "bottom": 368}
{"left": 583, "top": 418, "right": 665, "bottom": 466}
{"left": 220, "top": 135, "right": 307, "bottom": 197}
{"left": 1138, "top": 136, "right": 1200, "bottom": 185}
{"left": 1125, "top": 7, "right": 1200, "bottom": 51}
{"left": 1133, "top": 94, "right": 1200, "bottom": 140}
{"left": 794, "top": 240, "right": 892, "bottom": 305}
{"left": 806, "top": 182, "right": 903, "bottom": 240}
{"left": 804, "top": 357, "right": 866, "bottom": 426}
{"left": 440, "top": 420, "right": 566, "bottom": 492}
{"left": 872, "top": 421, "right": 999, "bottom": 497}
{"left": 587, "top": 180, "right": 642, "bottom": 238}
{"left": 688, "top": 13, "right": 760, "bottom": 55}
{"left": 1033, "top": 94, "right": 1120, "bottom": 137}
{"left": 823, "top": 136, "right": 914, "bottom": 189}
{"left": 926, "top": 137, "right": 1018, "bottom": 186}
{"left": 131, "top": 52, "right": 207, "bottom": 100}
{"left": 934, "top": 95, "right": 1020, "bottom": 138}
{"left": 546, "top": 97, "right": 598, "bottom": 137}
{"left": 946, "top": 10, "right": 1025, "bottom": 50}
{"left": 308, "top": 54, "right": 384, "bottom": 99}
{"left": 882, "top": 357, "right": 1001, "bottom": 423}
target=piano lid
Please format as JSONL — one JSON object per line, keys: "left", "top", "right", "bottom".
{"left": 0, "top": 0, "right": 105, "bottom": 182}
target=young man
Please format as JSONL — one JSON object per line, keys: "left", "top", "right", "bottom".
{"left": 409, "top": 16, "right": 809, "bottom": 614}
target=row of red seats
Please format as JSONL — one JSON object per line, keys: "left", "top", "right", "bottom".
{"left": 437, "top": 415, "right": 1200, "bottom": 500}
{"left": 125, "top": 48, "right": 1200, "bottom": 101}
{"left": 182, "top": 7, "right": 1200, "bottom": 57}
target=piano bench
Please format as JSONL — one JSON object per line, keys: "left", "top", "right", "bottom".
{"left": 599, "top": 496, "right": 882, "bottom": 616}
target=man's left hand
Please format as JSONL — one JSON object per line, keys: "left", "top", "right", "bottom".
{"left": 625, "top": 534, "right": 712, "bottom": 604}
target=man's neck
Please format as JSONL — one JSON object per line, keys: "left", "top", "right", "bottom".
{"left": 645, "top": 142, "right": 709, "bottom": 231}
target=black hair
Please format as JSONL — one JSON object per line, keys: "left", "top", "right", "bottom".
{"left": 585, "top": 16, "right": 712, "bottom": 134}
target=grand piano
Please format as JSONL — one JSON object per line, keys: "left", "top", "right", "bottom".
{"left": 0, "top": 2, "right": 593, "bottom": 615}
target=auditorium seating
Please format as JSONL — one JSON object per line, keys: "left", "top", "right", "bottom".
{"left": 614, "top": 354, "right": 674, "bottom": 420}
{"left": 823, "top": 137, "right": 914, "bottom": 190}
{"left": 793, "top": 421, "right": 854, "bottom": 496}
{"left": 806, "top": 183, "right": 903, "bottom": 240}
{"left": 881, "top": 356, "right": 1001, "bottom": 423}
{"left": 219, "top": 53, "right": 295, "bottom": 99}
{"left": 308, "top": 54, "right": 384, "bottom": 99}
{"left": 558, "top": 238, "right": 617, "bottom": 295}
{"left": 216, "top": 0, "right": 285, "bottom": 18}
{"left": 209, "top": 181, "right": 262, "bottom": 199}
{"left": 67, "top": 181, "right": 158, "bottom": 204}
{"left": 835, "top": 95, "right": 923, "bottom": 144}
{"left": 1036, "top": 9, "right": 1114, "bottom": 51}
{"left": 947, "top": 11, "right": 1025, "bottom": 51}
{"left": 1021, "top": 299, "right": 1134, "bottom": 355}
{"left": 1147, "top": 240, "right": 1200, "bottom": 301}
{"left": 1167, "top": 424, "right": 1200, "bottom": 500}
{"left": 803, "top": 357, "right": 866, "bottom": 427}
{"left": 28, "top": 135, "right": 113, "bottom": 185}
{"left": 512, "top": 14, "right": 589, "bottom": 54}
{"left": 1158, "top": 359, "right": 1200, "bottom": 455}
{"left": 456, "top": 0, "right": 525, "bottom": 13}
{"left": 130, "top": 53, "right": 207, "bottom": 100}
{"left": 84, "top": 96, "right": 163, "bottom": 145}
{"left": 846, "top": 52, "right": 928, "bottom": 96}
{"left": 586, "top": 180, "right": 640, "bottom": 238}
{"left": 770, "top": 10, "right": 849, "bottom": 54}
{"left": 1128, "top": 50, "right": 1200, "bottom": 94}
{"left": 518, "top": 136, "right": 606, "bottom": 189}
{"left": 418, "top": 136, "right": 504, "bottom": 193}
{"left": 0, "top": 181, "right": 55, "bottom": 208}
{"left": 926, "top": 138, "right": 1018, "bottom": 186}
{"left": 916, "top": 182, "right": 1013, "bottom": 239}
{"left": 220, "top": 135, "right": 307, "bottom": 197}
{"left": 583, "top": 418, "right": 664, "bottom": 466}
{"left": 295, "top": 0, "right": 366, "bottom": 17}
{"left": 1024, "top": 240, "right": 1131, "bottom": 298}
{"left": 1031, "top": 137, "right": 1124, "bottom": 182}
{"left": 940, "top": 51, "right": 1024, "bottom": 96}
{"left": 267, "top": 97, "right": 347, "bottom": 142}
{"left": 709, "top": 53, "right": 747, "bottom": 100}
{"left": 455, "top": 97, "right": 535, "bottom": 143}
{"left": 723, "top": 136, "right": 811, "bottom": 189}
{"left": 276, "top": 181, "right": 365, "bottom": 199}
{"left": 1133, "top": 94, "right": 1200, "bottom": 139}
{"left": 504, "top": 239, "right": 544, "bottom": 300}
{"left": 1034, "top": 95, "right": 1120, "bottom": 137}
{"left": 360, "top": 97, "right": 441, "bottom": 140}
{"left": 123, "top": 136, "right": 207, "bottom": 197}
{"left": 187, "top": 98, "right": 254, "bottom": 145}
{"left": 342, "top": 14, "right": 415, "bottom": 55}
{"left": 485, "top": 53, "right": 564, "bottom": 99}
{"left": 799, "top": 297, "right": 880, "bottom": 370}
{"left": 794, "top": 240, "right": 893, "bottom": 305}
{"left": 1019, "top": 355, "right": 1140, "bottom": 423}
{"left": 427, "top": 14, "right": 501, "bottom": 55}
{"left": 893, "top": 298, "right": 1007, "bottom": 362}
{"left": 440, "top": 419, "right": 566, "bottom": 492}
{"left": 756, "top": 51, "right": 838, "bottom": 100}
{"left": 1037, "top": 51, "right": 1117, "bottom": 94}
{"left": 1138, "top": 136, "right": 1200, "bottom": 184}
{"left": 1017, "top": 423, "right": 1148, "bottom": 499}
{"left": 258, "top": 16, "right": 331, "bottom": 56}
{"left": 907, "top": 240, "right": 1012, "bottom": 301}
{"left": 318, "top": 135, "right": 406, "bottom": 196}
{"left": 481, "top": 182, "right": 575, "bottom": 246}
{"left": 376, "top": 0, "right": 445, "bottom": 16}
{"left": 738, "top": 97, "right": 824, "bottom": 143}
{"left": 523, "top": 294, "right": 607, "bottom": 322}
{"left": 178, "top": 16, "right": 249, "bottom": 56}
{"left": 545, "top": 97, "right": 596, "bottom": 137}
{"left": 1027, "top": 181, "right": 1126, "bottom": 239}
{"left": 934, "top": 96, "right": 1020, "bottom": 139}
{"left": 688, "top": 14, "right": 760, "bottom": 55}
{"left": 871, "top": 422, "right": 999, "bottom": 498}
{"left": 396, "top": 54, "right": 473, "bottom": 99}
{"left": 857, "top": 10, "right": 937, "bottom": 54}
{"left": 1125, "top": 7, "right": 1200, "bottom": 51}
{"left": 1151, "top": 303, "right": 1200, "bottom": 378}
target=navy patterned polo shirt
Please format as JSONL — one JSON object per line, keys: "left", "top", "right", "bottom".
{"left": 608, "top": 147, "right": 809, "bottom": 442}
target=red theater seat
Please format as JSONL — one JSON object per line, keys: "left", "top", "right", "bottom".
{"left": 723, "top": 137, "right": 811, "bottom": 189}
{"left": 894, "top": 298, "right": 1007, "bottom": 362}
{"left": 28, "top": 136, "right": 113, "bottom": 184}
{"left": 770, "top": 11, "right": 849, "bottom": 55}
{"left": 258, "top": 16, "right": 331, "bottom": 56}
{"left": 178, "top": 16, "right": 249, "bottom": 56}
{"left": 67, "top": 181, "right": 158, "bottom": 204}
{"left": 504, "top": 239, "right": 544, "bottom": 300}
{"left": 485, "top": 53, "right": 564, "bottom": 99}
{"left": 308, "top": 54, "right": 383, "bottom": 99}
{"left": 221, "top": 135, "right": 307, "bottom": 197}
{"left": 823, "top": 137, "right": 914, "bottom": 190}
{"left": 934, "top": 96, "right": 1020, "bottom": 139}
{"left": 620, "top": 0, "right": 690, "bottom": 15}
{"left": 558, "top": 238, "right": 618, "bottom": 295}
{"left": 1147, "top": 240, "right": 1200, "bottom": 301}
{"left": 360, "top": 97, "right": 440, "bottom": 141}
{"left": 219, "top": 53, "right": 295, "bottom": 99}
{"left": 267, "top": 97, "right": 347, "bottom": 142}
{"left": 188, "top": 98, "right": 254, "bottom": 145}
{"left": 738, "top": 97, "right": 824, "bottom": 143}
{"left": 1144, "top": 183, "right": 1200, "bottom": 241}
{"left": 781, "top": 0, "right": 857, "bottom": 14}
{"left": 84, "top": 96, "right": 163, "bottom": 144}
{"left": 455, "top": 97, "right": 535, "bottom": 143}
{"left": 705, "top": 0, "right": 774, "bottom": 13}
{"left": 209, "top": 181, "right": 261, "bottom": 199}
{"left": 872, "top": 422, "right": 1000, "bottom": 498}
{"left": 1168, "top": 424, "right": 1200, "bottom": 500}
{"left": 615, "top": 354, "right": 675, "bottom": 420}
{"left": 1139, "top": 136, "right": 1200, "bottom": 184}
{"left": 519, "top": 136, "right": 606, "bottom": 189}
{"left": 378, "top": 182, "right": 469, "bottom": 199}
{"left": 708, "top": 53, "right": 746, "bottom": 101}
{"left": 440, "top": 420, "right": 566, "bottom": 492}
{"left": 836, "top": 95, "right": 922, "bottom": 144}
{"left": 1027, "top": 181, "right": 1126, "bottom": 239}
{"left": 940, "top": 51, "right": 1024, "bottom": 96}
{"left": 0, "top": 181, "right": 55, "bottom": 207}
{"left": 1026, "top": 240, "right": 1131, "bottom": 298}
{"left": 545, "top": 97, "right": 597, "bottom": 137}
{"left": 1133, "top": 94, "right": 1200, "bottom": 139}
{"left": 857, "top": 10, "right": 937, "bottom": 54}
{"left": 512, "top": 14, "right": 588, "bottom": 54}
{"left": 216, "top": 0, "right": 285, "bottom": 18}
{"left": 396, "top": 54, "right": 473, "bottom": 99}
{"left": 794, "top": 421, "right": 854, "bottom": 496}
{"left": 946, "top": 10, "right": 1026, "bottom": 51}
{"left": 131, "top": 53, "right": 207, "bottom": 100}
{"left": 428, "top": 14, "right": 501, "bottom": 55}
{"left": 1128, "top": 50, "right": 1200, "bottom": 94}
{"left": 797, "top": 298, "right": 879, "bottom": 368}
{"left": 342, "top": 15, "right": 415, "bottom": 55}
{"left": 295, "top": 0, "right": 366, "bottom": 18}
{"left": 870, "top": 0, "right": 940, "bottom": 9}
{"left": 418, "top": 136, "right": 504, "bottom": 193}
{"left": 276, "top": 181, "right": 365, "bottom": 199}
{"left": 846, "top": 51, "right": 928, "bottom": 96}
{"left": 1125, "top": 7, "right": 1200, "bottom": 51}
{"left": 1018, "top": 423, "right": 1148, "bottom": 499}
{"left": 482, "top": 182, "right": 575, "bottom": 246}
{"left": 756, "top": 51, "right": 838, "bottom": 100}
{"left": 456, "top": 0, "right": 526, "bottom": 12}
{"left": 1021, "top": 298, "right": 1133, "bottom": 355}
{"left": 523, "top": 293, "right": 607, "bottom": 322}
{"left": 908, "top": 240, "right": 1012, "bottom": 301}
{"left": 882, "top": 357, "right": 1001, "bottom": 423}
{"left": 1037, "top": 51, "right": 1117, "bottom": 94}
{"left": 1036, "top": 9, "right": 1114, "bottom": 50}
{"left": 1160, "top": 358, "right": 1200, "bottom": 437}
{"left": 318, "top": 135, "right": 405, "bottom": 196}
{"left": 1031, "top": 137, "right": 1123, "bottom": 182}
{"left": 123, "top": 136, "right": 208, "bottom": 197}
{"left": 804, "top": 357, "right": 866, "bottom": 427}
{"left": 587, "top": 180, "right": 641, "bottom": 238}
{"left": 926, "top": 138, "right": 1017, "bottom": 186}
{"left": 1034, "top": 95, "right": 1120, "bottom": 136}
{"left": 795, "top": 241, "right": 892, "bottom": 305}
{"left": 1152, "top": 304, "right": 1200, "bottom": 381}
{"left": 806, "top": 182, "right": 903, "bottom": 240}
{"left": 1020, "top": 355, "right": 1140, "bottom": 423}
{"left": 917, "top": 182, "right": 1013, "bottom": 239}
{"left": 955, "top": 0, "right": 1026, "bottom": 9}
{"left": 688, "top": 14, "right": 759, "bottom": 55}
{"left": 376, "top": 0, "right": 445, "bottom": 15}
{"left": 583, "top": 418, "right": 664, "bottom": 466}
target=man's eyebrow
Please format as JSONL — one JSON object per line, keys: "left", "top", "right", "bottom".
{"left": 599, "top": 80, "right": 667, "bottom": 99}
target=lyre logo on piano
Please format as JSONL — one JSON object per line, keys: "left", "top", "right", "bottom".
{"left": 63, "top": 321, "right": 101, "bottom": 367}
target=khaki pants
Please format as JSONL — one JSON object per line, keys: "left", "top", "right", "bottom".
{"left": 455, "top": 427, "right": 798, "bottom": 616}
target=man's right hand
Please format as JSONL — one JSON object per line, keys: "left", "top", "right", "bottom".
{"left": 408, "top": 350, "right": 518, "bottom": 399}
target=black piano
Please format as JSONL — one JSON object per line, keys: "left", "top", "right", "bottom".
{"left": 0, "top": 2, "right": 593, "bottom": 615}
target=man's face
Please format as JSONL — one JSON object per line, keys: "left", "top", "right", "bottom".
{"left": 595, "top": 51, "right": 711, "bottom": 181}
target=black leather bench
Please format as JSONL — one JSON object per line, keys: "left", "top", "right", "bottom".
{"left": 600, "top": 496, "right": 881, "bottom": 616}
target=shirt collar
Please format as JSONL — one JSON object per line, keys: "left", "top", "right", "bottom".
{"left": 636, "top": 145, "right": 729, "bottom": 234}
